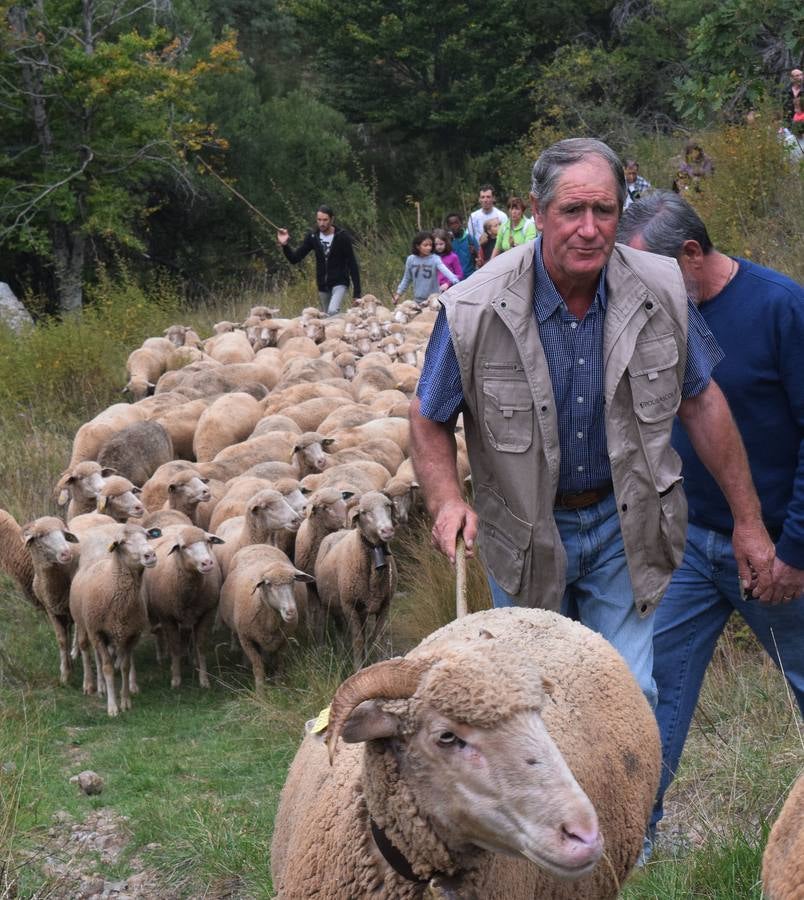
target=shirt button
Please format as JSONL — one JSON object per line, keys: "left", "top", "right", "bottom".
{"left": 577, "top": 431, "right": 583, "bottom": 439}
{"left": 578, "top": 358, "right": 585, "bottom": 365}
{"left": 577, "top": 465, "right": 584, "bottom": 472}
{"left": 577, "top": 396, "right": 584, "bottom": 403}
{"left": 570, "top": 321, "right": 578, "bottom": 329}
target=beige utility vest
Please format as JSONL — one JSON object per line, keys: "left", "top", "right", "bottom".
{"left": 442, "top": 241, "right": 689, "bottom": 616}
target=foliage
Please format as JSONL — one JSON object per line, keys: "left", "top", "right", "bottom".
{"left": 0, "top": 0, "right": 240, "bottom": 311}
{"left": 670, "top": 0, "right": 803, "bottom": 123}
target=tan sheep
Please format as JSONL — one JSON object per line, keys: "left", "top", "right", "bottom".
{"left": 213, "top": 488, "right": 303, "bottom": 578}
{"left": 21, "top": 517, "right": 79, "bottom": 683}
{"left": 155, "top": 398, "right": 208, "bottom": 461}
{"left": 763, "top": 773, "right": 804, "bottom": 900}
{"left": 279, "top": 396, "right": 354, "bottom": 433}
{"left": 263, "top": 381, "right": 352, "bottom": 415}
{"left": 69, "top": 523, "right": 161, "bottom": 715}
{"left": 326, "top": 438, "right": 404, "bottom": 476}
{"left": 316, "top": 404, "right": 379, "bottom": 435}
{"left": 163, "top": 324, "right": 202, "bottom": 348}
{"left": 141, "top": 460, "right": 199, "bottom": 511}
{"left": 142, "top": 524, "right": 224, "bottom": 688}
{"left": 314, "top": 491, "right": 398, "bottom": 671}
{"left": 249, "top": 414, "right": 303, "bottom": 439}
{"left": 272, "top": 607, "right": 661, "bottom": 899}
{"left": 206, "top": 329, "right": 255, "bottom": 364}
{"left": 55, "top": 461, "right": 114, "bottom": 520}
{"left": 329, "top": 417, "right": 410, "bottom": 456}
{"left": 0, "top": 508, "right": 38, "bottom": 608}
{"left": 96, "top": 475, "right": 145, "bottom": 521}
{"left": 193, "top": 392, "right": 264, "bottom": 463}
{"left": 302, "top": 461, "right": 391, "bottom": 496}
{"left": 68, "top": 403, "right": 148, "bottom": 467}
{"left": 211, "top": 430, "right": 299, "bottom": 478}
{"left": 162, "top": 470, "right": 214, "bottom": 524}
{"left": 208, "top": 476, "right": 276, "bottom": 531}
{"left": 218, "top": 544, "right": 313, "bottom": 691}
{"left": 384, "top": 473, "right": 419, "bottom": 525}
{"left": 238, "top": 461, "right": 300, "bottom": 482}
{"left": 142, "top": 509, "right": 193, "bottom": 530}
{"left": 123, "top": 347, "right": 164, "bottom": 400}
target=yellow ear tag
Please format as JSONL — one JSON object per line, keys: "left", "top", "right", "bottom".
{"left": 310, "top": 705, "right": 330, "bottom": 735}
{"left": 98, "top": 495, "right": 107, "bottom": 512}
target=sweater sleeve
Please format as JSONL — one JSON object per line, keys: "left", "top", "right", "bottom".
{"left": 436, "top": 257, "right": 460, "bottom": 285}
{"left": 396, "top": 257, "right": 414, "bottom": 295}
{"left": 282, "top": 232, "right": 315, "bottom": 265}
{"left": 449, "top": 253, "right": 463, "bottom": 280}
{"left": 774, "top": 290, "right": 804, "bottom": 569}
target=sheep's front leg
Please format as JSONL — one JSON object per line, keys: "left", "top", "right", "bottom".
{"left": 118, "top": 646, "right": 133, "bottom": 711}
{"left": 194, "top": 610, "right": 216, "bottom": 689}
{"left": 94, "top": 648, "right": 106, "bottom": 696}
{"left": 162, "top": 619, "right": 183, "bottom": 689}
{"left": 47, "top": 611, "right": 72, "bottom": 685}
{"left": 128, "top": 655, "right": 139, "bottom": 695}
{"left": 95, "top": 641, "right": 118, "bottom": 716}
{"left": 76, "top": 628, "right": 94, "bottom": 695}
{"left": 240, "top": 636, "right": 266, "bottom": 694}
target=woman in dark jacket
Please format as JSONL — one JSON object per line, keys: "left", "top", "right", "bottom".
{"left": 277, "top": 205, "right": 362, "bottom": 315}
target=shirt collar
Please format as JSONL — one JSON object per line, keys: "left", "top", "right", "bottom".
{"left": 532, "top": 236, "right": 607, "bottom": 323}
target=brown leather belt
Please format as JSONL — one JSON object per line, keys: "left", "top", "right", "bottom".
{"left": 554, "top": 482, "right": 614, "bottom": 510}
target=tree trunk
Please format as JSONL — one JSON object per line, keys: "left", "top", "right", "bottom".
{"left": 51, "top": 223, "right": 86, "bottom": 314}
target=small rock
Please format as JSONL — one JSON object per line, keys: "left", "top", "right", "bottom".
{"left": 70, "top": 770, "right": 104, "bottom": 795}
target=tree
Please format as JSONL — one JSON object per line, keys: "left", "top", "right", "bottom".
{"left": 0, "top": 0, "right": 239, "bottom": 312}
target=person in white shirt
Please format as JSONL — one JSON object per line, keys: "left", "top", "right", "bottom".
{"left": 467, "top": 185, "right": 508, "bottom": 267}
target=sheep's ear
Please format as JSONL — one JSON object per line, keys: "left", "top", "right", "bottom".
{"left": 57, "top": 488, "right": 70, "bottom": 506}
{"left": 321, "top": 438, "right": 335, "bottom": 447}
{"left": 132, "top": 486, "right": 142, "bottom": 495}
{"left": 121, "top": 385, "right": 130, "bottom": 394}
{"left": 251, "top": 579, "right": 266, "bottom": 594}
{"left": 64, "top": 531, "right": 79, "bottom": 544}
{"left": 292, "top": 444, "right": 302, "bottom": 454}
{"left": 23, "top": 531, "right": 36, "bottom": 544}
{"left": 293, "top": 569, "right": 315, "bottom": 584}
{"left": 146, "top": 528, "right": 162, "bottom": 540}
{"left": 411, "top": 481, "right": 419, "bottom": 490}
{"left": 206, "top": 534, "right": 225, "bottom": 545}
{"left": 200, "top": 477, "right": 210, "bottom": 484}
{"left": 340, "top": 700, "right": 401, "bottom": 745}
{"left": 100, "top": 468, "right": 117, "bottom": 477}
{"left": 168, "top": 483, "right": 177, "bottom": 493}
{"left": 98, "top": 495, "right": 108, "bottom": 512}
{"left": 107, "top": 540, "right": 120, "bottom": 552}
{"left": 341, "top": 491, "right": 355, "bottom": 500}
{"left": 167, "top": 543, "right": 181, "bottom": 556}
{"left": 299, "top": 486, "right": 312, "bottom": 495}
{"left": 347, "top": 506, "right": 361, "bottom": 526}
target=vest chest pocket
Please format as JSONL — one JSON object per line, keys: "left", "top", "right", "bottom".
{"left": 482, "top": 378, "right": 534, "bottom": 453}
{"left": 628, "top": 334, "right": 680, "bottom": 423}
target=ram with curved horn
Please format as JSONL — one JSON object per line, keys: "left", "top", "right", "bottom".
{"left": 271, "top": 607, "right": 660, "bottom": 899}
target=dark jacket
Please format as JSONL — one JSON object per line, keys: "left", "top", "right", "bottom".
{"left": 281, "top": 227, "right": 362, "bottom": 296}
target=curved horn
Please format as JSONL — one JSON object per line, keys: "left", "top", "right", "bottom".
{"left": 326, "top": 657, "right": 431, "bottom": 765}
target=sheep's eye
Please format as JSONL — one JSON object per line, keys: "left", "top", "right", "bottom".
{"left": 437, "top": 731, "right": 465, "bottom": 748}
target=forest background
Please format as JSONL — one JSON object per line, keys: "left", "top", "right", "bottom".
{"left": 1, "top": 0, "right": 802, "bottom": 315}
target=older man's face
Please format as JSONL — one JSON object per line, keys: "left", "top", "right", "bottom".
{"left": 533, "top": 157, "right": 620, "bottom": 292}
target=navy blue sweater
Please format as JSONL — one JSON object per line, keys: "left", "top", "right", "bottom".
{"left": 672, "top": 258, "right": 804, "bottom": 568}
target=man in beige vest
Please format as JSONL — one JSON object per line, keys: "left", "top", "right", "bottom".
{"left": 410, "top": 138, "right": 774, "bottom": 704}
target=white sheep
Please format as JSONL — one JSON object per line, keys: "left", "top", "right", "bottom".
{"left": 218, "top": 544, "right": 314, "bottom": 691}
{"left": 762, "top": 773, "right": 804, "bottom": 900}
{"left": 55, "top": 461, "right": 113, "bottom": 520}
{"left": 272, "top": 607, "right": 661, "bottom": 899}
{"left": 142, "top": 524, "right": 224, "bottom": 688}
{"left": 123, "top": 346, "right": 164, "bottom": 400}
{"left": 69, "top": 523, "right": 161, "bottom": 715}
{"left": 206, "top": 329, "right": 255, "bottom": 364}
{"left": 213, "top": 488, "right": 303, "bottom": 578}
{"left": 314, "top": 490, "right": 397, "bottom": 671}
{"left": 96, "top": 475, "right": 145, "bottom": 521}
{"left": 21, "top": 516, "right": 79, "bottom": 684}
{"left": 161, "top": 469, "right": 213, "bottom": 524}
{"left": 154, "top": 398, "right": 208, "bottom": 461}
{"left": 0, "top": 508, "right": 38, "bottom": 608}
{"left": 302, "top": 461, "right": 391, "bottom": 496}
{"left": 193, "top": 392, "right": 264, "bottom": 462}
{"left": 68, "top": 403, "right": 147, "bottom": 467}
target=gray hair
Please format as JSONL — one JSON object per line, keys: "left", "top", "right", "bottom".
{"left": 616, "top": 190, "right": 713, "bottom": 258}
{"left": 530, "top": 138, "right": 627, "bottom": 210}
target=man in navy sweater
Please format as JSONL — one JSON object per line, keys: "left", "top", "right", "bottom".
{"left": 619, "top": 191, "right": 804, "bottom": 843}
{"left": 277, "top": 205, "right": 362, "bottom": 315}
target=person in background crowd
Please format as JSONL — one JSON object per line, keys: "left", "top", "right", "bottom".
{"left": 673, "top": 141, "right": 714, "bottom": 194}
{"left": 467, "top": 185, "right": 508, "bottom": 267}
{"left": 618, "top": 190, "right": 804, "bottom": 857}
{"left": 478, "top": 217, "right": 500, "bottom": 265}
{"left": 409, "top": 137, "right": 774, "bottom": 712}
{"left": 786, "top": 67, "right": 804, "bottom": 128}
{"left": 277, "top": 205, "right": 361, "bottom": 315}
{"left": 623, "top": 159, "right": 652, "bottom": 209}
{"left": 491, "top": 196, "right": 537, "bottom": 259}
{"left": 433, "top": 228, "right": 464, "bottom": 288}
{"left": 392, "top": 231, "right": 460, "bottom": 306}
{"left": 445, "top": 212, "right": 480, "bottom": 278}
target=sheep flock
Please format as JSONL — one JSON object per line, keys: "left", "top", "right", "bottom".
{"left": 1, "top": 295, "right": 798, "bottom": 897}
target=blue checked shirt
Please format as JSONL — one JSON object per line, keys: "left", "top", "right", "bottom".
{"left": 417, "top": 238, "right": 724, "bottom": 493}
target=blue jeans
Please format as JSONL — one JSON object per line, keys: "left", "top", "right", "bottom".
{"left": 650, "top": 522, "right": 804, "bottom": 830}
{"left": 318, "top": 284, "right": 348, "bottom": 316}
{"left": 489, "top": 492, "right": 657, "bottom": 707}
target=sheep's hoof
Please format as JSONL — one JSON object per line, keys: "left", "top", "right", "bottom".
{"left": 120, "top": 696, "right": 132, "bottom": 711}
{"left": 199, "top": 677, "right": 210, "bottom": 689}
{"left": 170, "top": 677, "right": 181, "bottom": 689}
{"left": 129, "top": 682, "right": 139, "bottom": 695}
{"left": 107, "top": 704, "right": 119, "bottom": 717}
{"left": 83, "top": 684, "right": 95, "bottom": 696}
